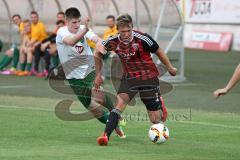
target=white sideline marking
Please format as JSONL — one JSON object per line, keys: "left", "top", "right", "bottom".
{"left": 0, "top": 85, "right": 32, "bottom": 89}
{"left": 176, "top": 121, "right": 240, "bottom": 129}
{"left": 0, "top": 104, "right": 81, "bottom": 113}
{"left": 1, "top": 104, "right": 240, "bottom": 129}
{"left": 172, "top": 83, "right": 198, "bottom": 87}
{"left": 0, "top": 104, "right": 53, "bottom": 112}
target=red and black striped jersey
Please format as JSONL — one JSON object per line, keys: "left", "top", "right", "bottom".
{"left": 103, "top": 30, "right": 160, "bottom": 80}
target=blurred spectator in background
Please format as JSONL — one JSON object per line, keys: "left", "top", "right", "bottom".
{"left": 30, "top": 11, "right": 48, "bottom": 75}
{"left": 103, "top": 15, "right": 117, "bottom": 40}
{"left": 35, "top": 20, "right": 65, "bottom": 77}
{"left": 57, "top": 11, "right": 65, "bottom": 21}
{"left": 30, "top": 11, "right": 48, "bottom": 47}
{"left": 0, "top": 14, "right": 24, "bottom": 75}
{"left": 16, "top": 19, "right": 34, "bottom": 76}
{"left": 53, "top": 11, "right": 66, "bottom": 34}
{"left": 102, "top": 15, "right": 118, "bottom": 59}
{"left": 101, "top": 15, "right": 118, "bottom": 76}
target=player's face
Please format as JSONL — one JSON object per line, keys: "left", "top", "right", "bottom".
{"left": 31, "top": 14, "right": 39, "bottom": 24}
{"left": 67, "top": 18, "right": 81, "bottom": 34}
{"left": 106, "top": 18, "right": 115, "bottom": 28}
{"left": 118, "top": 25, "right": 133, "bottom": 42}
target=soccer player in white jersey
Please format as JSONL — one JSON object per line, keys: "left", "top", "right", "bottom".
{"left": 56, "top": 7, "right": 125, "bottom": 138}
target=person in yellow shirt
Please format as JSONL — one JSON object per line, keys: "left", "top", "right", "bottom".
{"left": 87, "top": 15, "right": 118, "bottom": 51}
{"left": 30, "top": 11, "right": 49, "bottom": 75}
{"left": 17, "top": 19, "right": 34, "bottom": 76}
{"left": 30, "top": 11, "right": 48, "bottom": 44}
{"left": 102, "top": 15, "right": 118, "bottom": 60}
{"left": 103, "top": 15, "right": 118, "bottom": 40}
{"left": 0, "top": 14, "right": 24, "bottom": 74}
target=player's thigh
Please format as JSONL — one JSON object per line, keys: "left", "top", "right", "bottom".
{"left": 117, "top": 77, "right": 137, "bottom": 102}
{"left": 116, "top": 77, "right": 138, "bottom": 112}
{"left": 68, "top": 79, "right": 92, "bottom": 108}
{"left": 139, "top": 78, "right": 162, "bottom": 111}
{"left": 115, "top": 93, "right": 131, "bottom": 112}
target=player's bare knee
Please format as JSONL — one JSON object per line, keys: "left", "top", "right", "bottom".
{"left": 91, "top": 86, "right": 105, "bottom": 105}
{"left": 148, "top": 110, "right": 161, "bottom": 124}
{"left": 89, "top": 98, "right": 102, "bottom": 108}
{"left": 88, "top": 99, "right": 104, "bottom": 117}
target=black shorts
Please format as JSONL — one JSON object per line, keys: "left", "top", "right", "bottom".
{"left": 117, "top": 76, "right": 162, "bottom": 111}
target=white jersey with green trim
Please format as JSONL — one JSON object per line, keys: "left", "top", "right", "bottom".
{"left": 56, "top": 25, "right": 95, "bottom": 79}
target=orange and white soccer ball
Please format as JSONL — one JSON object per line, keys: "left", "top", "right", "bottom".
{"left": 148, "top": 123, "right": 169, "bottom": 144}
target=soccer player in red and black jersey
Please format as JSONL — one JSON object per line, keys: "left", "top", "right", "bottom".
{"left": 94, "top": 13, "right": 177, "bottom": 145}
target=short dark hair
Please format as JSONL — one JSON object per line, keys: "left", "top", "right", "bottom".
{"left": 65, "top": 7, "right": 81, "bottom": 20}
{"left": 12, "top": 14, "right": 21, "bottom": 19}
{"left": 106, "top": 15, "right": 115, "bottom": 21}
{"left": 30, "top": 11, "right": 38, "bottom": 16}
{"left": 116, "top": 13, "right": 133, "bottom": 29}
{"left": 57, "top": 11, "right": 65, "bottom": 16}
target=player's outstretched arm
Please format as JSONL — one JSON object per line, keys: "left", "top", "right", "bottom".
{"left": 213, "top": 64, "right": 240, "bottom": 99}
{"left": 155, "top": 48, "right": 177, "bottom": 76}
{"left": 94, "top": 50, "right": 104, "bottom": 89}
{"left": 91, "top": 36, "right": 105, "bottom": 54}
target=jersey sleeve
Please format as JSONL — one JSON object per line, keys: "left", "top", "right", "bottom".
{"left": 142, "top": 33, "right": 159, "bottom": 53}
{"left": 85, "top": 28, "right": 97, "bottom": 41}
{"left": 56, "top": 27, "right": 69, "bottom": 44}
{"left": 102, "top": 39, "right": 109, "bottom": 48}
{"left": 102, "top": 37, "right": 117, "bottom": 52}
{"left": 56, "top": 27, "right": 70, "bottom": 43}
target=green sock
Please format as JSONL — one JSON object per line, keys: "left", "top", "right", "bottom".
{"left": 52, "top": 55, "right": 59, "bottom": 68}
{"left": 97, "top": 111, "right": 109, "bottom": 124}
{"left": 20, "top": 63, "right": 26, "bottom": 71}
{"left": 0, "top": 55, "right": 12, "bottom": 70}
{"left": 12, "top": 48, "right": 19, "bottom": 69}
{"left": 26, "top": 63, "right": 32, "bottom": 71}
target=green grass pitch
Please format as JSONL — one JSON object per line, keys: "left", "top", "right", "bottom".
{"left": 0, "top": 50, "right": 240, "bottom": 160}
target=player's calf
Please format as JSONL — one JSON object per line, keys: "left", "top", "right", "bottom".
{"left": 160, "top": 96, "right": 167, "bottom": 122}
